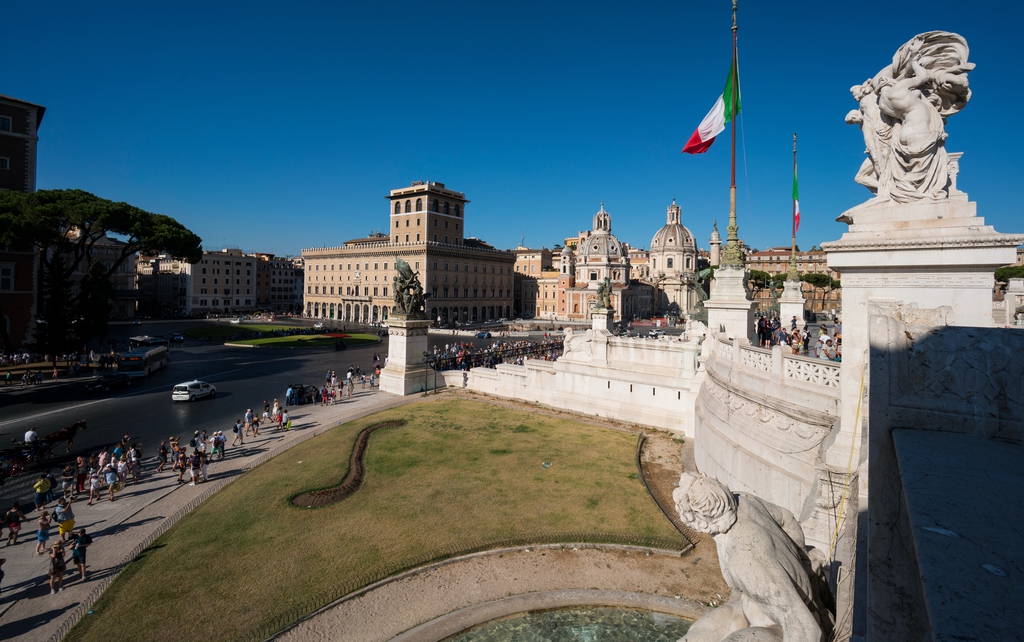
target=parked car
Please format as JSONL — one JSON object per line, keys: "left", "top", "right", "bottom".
{"left": 172, "top": 380, "right": 217, "bottom": 402}
{"left": 475, "top": 331, "right": 492, "bottom": 339}
{"left": 648, "top": 329, "right": 666, "bottom": 338}
{"left": 229, "top": 317, "right": 243, "bottom": 324}
{"left": 313, "top": 322, "right": 325, "bottom": 330}
{"left": 86, "top": 373, "right": 132, "bottom": 393}
{"left": 171, "top": 332, "right": 185, "bottom": 343}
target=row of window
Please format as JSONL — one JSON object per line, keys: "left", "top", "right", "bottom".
{"left": 194, "top": 299, "right": 253, "bottom": 307}
{"left": 395, "top": 218, "right": 460, "bottom": 232}
{"left": 311, "top": 261, "right": 506, "bottom": 275}
{"left": 198, "top": 287, "right": 252, "bottom": 295}
{"left": 394, "top": 198, "right": 462, "bottom": 216}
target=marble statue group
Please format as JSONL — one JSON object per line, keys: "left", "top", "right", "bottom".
{"left": 845, "top": 31, "right": 973, "bottom": 204}
{"left": 392, "top": 257, "right": 425, "bottom": 318}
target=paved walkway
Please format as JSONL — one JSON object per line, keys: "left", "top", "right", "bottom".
{"left": 0, "top": 387, "right": 417, "bottom": 642}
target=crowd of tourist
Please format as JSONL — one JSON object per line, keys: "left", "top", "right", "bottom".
{"left": 429, "top": 339, "right": 563, "bottom": 371}
{"left": 755, "top": 315, "right": 842, "bottom": 362}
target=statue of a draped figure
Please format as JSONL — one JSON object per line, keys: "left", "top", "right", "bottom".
{"left": 845, "top": 32, "right": 973, "bottom": 204}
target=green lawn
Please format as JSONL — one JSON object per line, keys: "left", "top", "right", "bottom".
{"left": 182, "top": 323, "right": 294, "bottom": 339}
{"left": 227, "top": 332, "right": 381, "bottom": 347}
{"left": 66, "top": 399, "right": 680, "bottom": 642}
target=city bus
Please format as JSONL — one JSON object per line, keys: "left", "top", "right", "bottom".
{"left": 129, "top": 335, "right": 170, "bottom": 350}
{"left": 119, "top": 345, "right": 169, "bottom": 377}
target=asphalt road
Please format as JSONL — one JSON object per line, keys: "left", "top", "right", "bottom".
{"left": 0, "top": 319, "right": 388, "bottom": 507}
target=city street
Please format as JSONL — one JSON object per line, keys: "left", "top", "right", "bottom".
{"left": 0, "top": 319, "right": 388, "bottom": 507}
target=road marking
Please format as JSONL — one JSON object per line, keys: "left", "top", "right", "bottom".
{"left": 0, "top": 399, "right": 112, "bottom": 428}
{"left": 0, "top": 368, "right": 243, "bottom": 429}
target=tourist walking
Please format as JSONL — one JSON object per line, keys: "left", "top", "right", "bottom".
{"left": 174, "top": 449, "right": 188, "bottom": 484}
{"left": 53, "top": 498, "right": 75, "bottom": 542}
{"left": 88, "top": 470, "right": 102, "bottom": 505}
{"left": 232, "top": 419, "right": 244, "bottom": 446}
{"left": 48, "top": 542, "right": 66, "bottom": 594}
{"left": 75, "top": 456, "right": 88, "bottom": 493}
{"left": 187, "top": 451, "right": 202, "bottom": 485}
{"left": 35, "top": 511, "right": 51, "bottom": 555}
{"left": 5, "top": 503, "right": 25, "bottom": 546}
{"left": 104, "top": 464, "right": 118, "bottom": 501}
{"left": 70, "top": 528, "right": 93, "bottom": 581}
{"left": 156, "top": 441, "right": 169, "bottom": 473}
{"left": 33, "top": 474, "right": 50, "bottom": 512}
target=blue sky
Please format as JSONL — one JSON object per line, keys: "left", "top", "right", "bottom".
{"left": 7, "top": 0, "right": 1022, "bottom": 257}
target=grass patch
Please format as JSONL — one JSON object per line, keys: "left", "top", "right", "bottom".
{"left": 183, "top": 324, "right": 293, "bottom": 339}
{"left": 228, "top": 333, "right": 380, "bottom": 348}
{"left": 66, "top": 399, "right": 678, "bottom": 642}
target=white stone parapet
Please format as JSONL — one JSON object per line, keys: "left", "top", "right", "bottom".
{"left": 694, "top": 335, "right": 842, "bottom": 550}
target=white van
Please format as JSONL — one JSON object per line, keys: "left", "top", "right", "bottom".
{"left": 172, "top": 380, "right": 217, "bottom": 402}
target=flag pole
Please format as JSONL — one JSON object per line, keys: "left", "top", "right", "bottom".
{"left": 721, "top": 0, "right": 743, "bottom": 267}
{"left": 788, "top": 133, "right": 799, "bottom": 280}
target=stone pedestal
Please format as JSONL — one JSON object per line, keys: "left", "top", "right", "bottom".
{"left": 1002, "top": 278, "right": 1024, "bottom": 327}
{"left": 823, "top": 196, "right": 1023, "bottom": 474}
{"left": 778, "top": 277, "right": 807, "bottom": 330}
{"left": 591, "top": 308, "right": 614, "bottom": 334}
{"left": 703, "top": 265, "right": 756, "bottom": 343}
{"left": 823, "top": 194, "right": 1022, "bottom": 642}
{"left": 379, "top": 316, "right": 433, "bottom": 396}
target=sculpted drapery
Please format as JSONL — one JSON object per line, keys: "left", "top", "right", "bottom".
{"left": 846, "top": 32, "right": 973, "bottom": 204}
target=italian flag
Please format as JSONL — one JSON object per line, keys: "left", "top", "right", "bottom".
{"left": 682, "top": 58, "right": 741, "bottom": 154}
{"left": 793, "top": 162, "right": 801, "bottom": 235}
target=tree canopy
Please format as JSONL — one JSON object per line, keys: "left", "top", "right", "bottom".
{"left": 995, "top": 265, "right": 1024, "bottom": 283}
{"left": 0, "top": 189, "right": 202, "bottom": 355}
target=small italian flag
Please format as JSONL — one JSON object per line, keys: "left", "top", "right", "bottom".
{"left": 682, "top": 58, "right": 741, "bottom": 154}
{"left": 793, "top": 162, "right": 801, "bottom": 235}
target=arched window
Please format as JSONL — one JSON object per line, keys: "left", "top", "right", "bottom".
{"left": 394, "top": 202, "right": 401, "bottom": 214}
{"left": 432, "top": 199, "right": 439, "bottom": 212}
{"left": 454, "top": 205, "right": 461, "bottom": 217}
{"left": 686, "top": 257, "right": 692, "bottom": 269}
{"left": 415, "top": 198, "right": 423, "bottom": 212}
{"left": 444, "top": 202, "right": 450, "bottom": 215}
{"left": 404, "top": 200, "right": 411, "bottom": 213}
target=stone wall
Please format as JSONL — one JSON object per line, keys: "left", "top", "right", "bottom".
{"left": 694, "top": 335, "right": 843, "bottom": 549}
{"left": 866, "top": 306, "right": 1024, "bottom": 641}
{"left": 443, "top": 331, "right": 703, "bottom": 436}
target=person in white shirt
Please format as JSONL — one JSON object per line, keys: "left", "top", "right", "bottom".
{"left": 24, "top": 428, "right": 38, "bottom": 444}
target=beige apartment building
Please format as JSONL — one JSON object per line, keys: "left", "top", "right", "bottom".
{"left": 302, "top": 181, "right": 515, "bottom": 325}
{"left": 254, "top": 253, "right": 301, "bottom": 313}
{"left": 188, "top": 248, "right": 257, "bottom": 314}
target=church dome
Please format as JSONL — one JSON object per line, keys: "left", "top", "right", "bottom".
{"left": 650, "top": 200, "right": 696, "bottom": 251}
{"left": 577, "top": 204, "right": 625, "bottom": 260}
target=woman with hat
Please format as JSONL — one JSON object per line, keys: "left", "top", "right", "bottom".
{"left": 48, "top": 541, "right": 66, "bottom": 594}
{"left": 35, "top": 511, "right": 51, "bottom": 555}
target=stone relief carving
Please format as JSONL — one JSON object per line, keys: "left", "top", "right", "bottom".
{"left": 846, "top": 31, "right": 973, "bottom": 204}
{"left": 703, "top": 379, "right": 829, "bottom": 443}
{"left": 561, "top": 327, "right": 593, "bottom": 360}
{"left": 673, "top": 473, "right": 834, "bottom": 642}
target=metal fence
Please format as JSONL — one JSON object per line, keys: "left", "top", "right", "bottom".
{"left": 427, "top": 340, "right": 563, "bottom": 371}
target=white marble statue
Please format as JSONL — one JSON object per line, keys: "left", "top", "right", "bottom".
{"left": 846, "top": 31, "right": 973, "bottom": 204}
{"left": 673, "top": 473, "right": 833, "bottom": 642}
